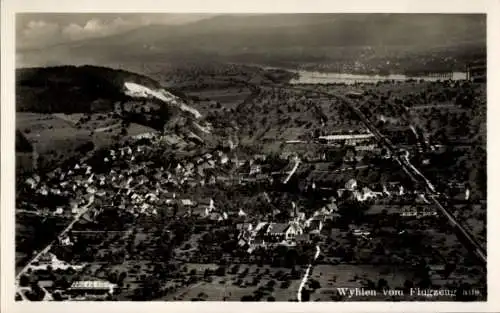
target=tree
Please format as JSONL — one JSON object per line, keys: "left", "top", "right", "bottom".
{"left": 55, "top": 276, "right": 71, "bottom": 289}
{"left": 267, "top": 280, "right": 276, "bottom": 288}
{"left": 241, "top": 295, "right": 253, "bottom": 301}
{"left": 215, "top": 266, "right": 226, "bottom": 277}
{"left": 309, "top": 279, "right": 321, "bottom": 290}
{"left": 280, "top": 280, "right": 291, "bottom": 289}
{"left": 19, "top": 274, "right": 30, "bottom": 287}
{"left": 403, "top": 279, "right": 414, "bottom": 290}
{"left": 301, "top": 288, "right": 311, "bottom": 301}
{"left": 377, "top": 278, "right": 389, "bottom": 291}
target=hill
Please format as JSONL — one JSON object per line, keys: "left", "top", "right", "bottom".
{"left": 16, "top": 65, "right": 162, "bottom": 113}
{"left": 16, "top": 65, "right": 215, "bottom": 175}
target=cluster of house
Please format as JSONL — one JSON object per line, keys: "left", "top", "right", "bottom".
{"left": 28, "top": 252, "right": 84, "bottom": 272}
{"left": 236, "top": 199, "right": 339, "bottom": 252}
{"left": 36, "top": 279, "right": 117, "bottom": 301}
{"left": 21, "top": 134, "right": 265, "bottom": 218}
{"left": 303, "top": 178, "right": 407, "bottom": 203}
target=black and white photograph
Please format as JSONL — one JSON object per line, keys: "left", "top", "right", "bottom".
{"left": 2, "top": 1, "right": 498, "bottom": 311}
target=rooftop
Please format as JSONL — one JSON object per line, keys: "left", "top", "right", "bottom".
{"left": 70, "top": 280, "right": 116, "bottom": 290}
{"left": 267, "top": 223, "right": 290, "bottom": 234}
{"left": 318, "top": 133, "right": 374, "bottom": 141}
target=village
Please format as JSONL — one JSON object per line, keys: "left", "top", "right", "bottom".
{"left": 15, "top": 122, "right": 479, "bottom": 302}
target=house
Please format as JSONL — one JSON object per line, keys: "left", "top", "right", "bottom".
{"left": 294, "top": 212, "right": 306, "bottom": 222}
{"left": 266, "top": 223, "right": 289, "bottom": 241}
{"left": 345, "top": 179, "right": 357, "bottom": 191}
{"left": 207, "top": 175, "right": 217, "bottom": 185}
{"left": 133, "top": 132, "right": 156, "bottom": 140}
{"left": 38, "top": 280, "right": 55, "bottom": 289}
{"left": 208, "top": 211, "right": 228, "bottom": 221}
{"left": 249, "top": 164, "right": 262, "bottom": 176}
{"left": 203, "top": 153, "right": 213, "bottom": 160}
{"left": 429, "top": 264, "right": 445, "bottom": 272}
{"left": 145, "top": 193, "right": 158, "bottom": 202}
{"left": 295, "top": 233, "right": 311, "bottom": 244}
{"left": 428, "top": 264, "right": 446, "bottom": 279}
{"left": 266, "top": 222, "right": 303, "bottom": 242}
{"left": 68, "top": 280, "right": 117, "bottom": 296}
{"left": 86, "top": 186, "right": 97, "bottom": 194}
{"left": 305, "top": 218, "right": 323, "bottom": 234}
{"left": 346, "top": 91, "right": 364, "bottom": 99}
{"left": 200, "top": 199, "right": 215, "bottom": 213}
{"left": 181, "top": 199, "right": 196, "bottom": 207}
{"left": 253, "top": 154, "right": 267, "bottom": 162}
{"left": 355, "top": 144, "right": 377, "bottom": 151}
{"left": 238, "top": 208, "right": 247, "bottom": 217}
{"left": 316, "top": 200, "right": 338, "bottom": 216}
{"left": 30, "top": 253, "right": 83, "bottom": 272}
{"left": 353, "top": 229, "right": 371, "bottom": 237}
{"left": 317, "top": 133, "right": 374, "bottom": 145}
{"left": 353, "top": 187, "right": 381, "bottom": 202}
{"left": 25, "top": 177, "right": 37, "bottom": 189}
{"left": 60, "top": 236, "right": 73, "bottom": 246}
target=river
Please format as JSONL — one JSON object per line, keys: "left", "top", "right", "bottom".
{"left": 253, "top": 64, "right": 467, "bottom": 85}
{"left": 288, "top": 70, "right": 468, "bottom": 85}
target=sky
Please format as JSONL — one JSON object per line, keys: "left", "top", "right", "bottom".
{"left": 16, "top": 13, "right": 217, "bottom": 50}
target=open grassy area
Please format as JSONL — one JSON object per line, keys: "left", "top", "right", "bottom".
{"left": 307, "top": 264, "right": 409, "bottom": 301}
{"left": 162, "top": 264, "right": 304, "bottom": 301}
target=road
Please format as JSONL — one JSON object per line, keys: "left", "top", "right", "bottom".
{"left": 294, "top": 86, "right": 487, "bottom": 265}
{"left": 95, "top": 122, "right": 121, "bottom": 133}
{"left": 15, "top": 195, "right": 95, "bottom": 300}
{"left": 297, "top": 245, "right": 321, "bottom": 302}
{"left": 283, "top": 158, "right": 301, "bottom": 184}
{"left": 227, "top": 79, "right": 486, "bottom": 265}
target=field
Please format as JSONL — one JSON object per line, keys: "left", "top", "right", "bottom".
{"left": 162, "top": 264, "right": 304, "bottom": 301}
{"left": 187, "top": 87, "right": 252, "bottom": 110}
{"left": 307, "top": 264, "right": 409, "bottom": 301}
{"left": 16, "top": 112, "right": 159, "bottom": 174}
{"left": 17, "top": 113, "right": 92, "bottom": 153}
{"left": 17, "top": 113, "right": 93, "bottom": 172}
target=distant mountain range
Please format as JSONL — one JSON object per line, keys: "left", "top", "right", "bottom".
{"left": 17, "top": 14, "right": 486, "bottom": 69}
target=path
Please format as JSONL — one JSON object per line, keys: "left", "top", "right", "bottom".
{"left": 15, "top": 195, "right": 95, "bottom": 300}
{"left": 311, "top": 164, "right": 369, "bottom": 173}
{"left": 408, "top": 104, "right": 458, "bottom": 110}
{"left": 283, "top": 158, "right": 301, "bottom": 184}
{"left": 94, "top": 123, "right": 121, "bottom": 133}
{"left": 297, "top": 245, "right": 321, "bottom": 302}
